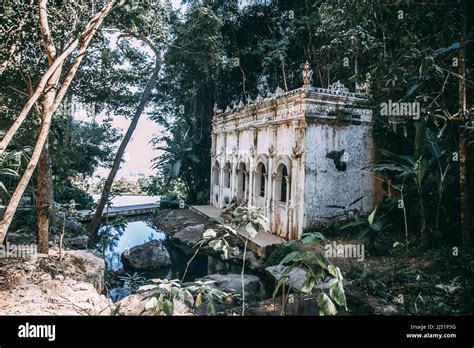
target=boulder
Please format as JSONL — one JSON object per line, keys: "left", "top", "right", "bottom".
{"left": 172, "top": 224, "right": 206, "bottom": 247}
{"left": 64, "top": 250, "right": 107, "bottom": 293}
{"left": 0, "top": 249, "right": 111, "bottom": 315}
{"left": 117, "top": 292, "right": 192, "bottom": 316}
{"left": 200, "top": 273, "right": 264, "bottom": 301}
{"left": 121, "top": 240, "right": 171, "bottom": 270}
{"left": 226, "top": 250, "right": 264, "bottom": 270}
{"left": 64, "top": 235, "right": 89, "bottom": 250}
{"left": 0, "top": 278, "right": 113, "bottom": 315}
{"left": 64, "top": 219, "right": 87, "bottom": 235}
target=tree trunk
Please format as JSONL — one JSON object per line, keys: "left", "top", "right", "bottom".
{"left": 88, "top": 45, "right": 162, "bottom": 234}
{"left": 35, "top": 0, "right": 61, "bottom": 255}
{"left": 0, "top": 0, "right": 117, "bottom": 245}
{"left": 458, "top": 12, "right": 471, "bottom": 250}
{"left": 37, "top": 139, "right": 53, "bottom": 253}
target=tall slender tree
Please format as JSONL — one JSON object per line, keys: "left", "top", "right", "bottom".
{"left": 0, "top": 0, "right": 123, "bottom": 246}
{"left": 88, "top": 2, "right": 170, "bottom": 233}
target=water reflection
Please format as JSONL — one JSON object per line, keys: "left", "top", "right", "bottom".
{"left": 98, "top": 216, "right": 229, "bottom": 282}
{"left": 99, "top": 219, "right": 165, "bottom": 270}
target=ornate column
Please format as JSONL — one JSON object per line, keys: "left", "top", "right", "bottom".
{"left": 230, "top": 145, "right": 237, "bottom": 200}
{"left": 218, "top": 146, "right": 225, "bottom": 209}
{"left": 267, "top": 142, "right": 275, "bottom": 228}
{"left": 210, "top": 132, "right": 217, "bottom": 205}
{"left": 291, "top": 120, "right": 305, "bottom": 239}
{"left": 247, "top": 146, "right": 256, "bottom": 206}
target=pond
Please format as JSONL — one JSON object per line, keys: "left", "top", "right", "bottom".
{"left": 97, "top": 215, "right": 239, "bottom": 301}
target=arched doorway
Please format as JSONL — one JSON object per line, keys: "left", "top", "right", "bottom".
{"left": 274, "top": 163, "right": 290, "bottom": 203}
{"left": 212, "top": 161, "right": 220, "bottom": 206}
{"left": 273, "top": 158, "right": 292, "bottom": 239}
{"left": 236, "top": 162, "right": 248, "bottom": 203}
{"left": 223, "top": 161, "right": 232, "bottom": 205}
{"left": 254, "top": 161, "right": 267, "bottom": 205}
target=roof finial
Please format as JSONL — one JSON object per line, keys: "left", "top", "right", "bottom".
{"left": 302, "top": 60, "right": 313, "bottom": 87}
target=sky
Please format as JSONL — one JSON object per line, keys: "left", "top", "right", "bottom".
{"left": 73, "top": 0, "right": 191, "bottom": 181}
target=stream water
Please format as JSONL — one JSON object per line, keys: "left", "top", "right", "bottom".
{"left": 100, "top": 216, "right": 229, "bottom": 281}
{"left": 94, "top": 195, "right": 267, "bottom": 304}
{"left": 97, "top": 214, "right": 241, "bottom": 302}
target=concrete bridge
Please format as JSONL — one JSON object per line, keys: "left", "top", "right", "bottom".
{"left": 78, "top": 203, "right": 161, "bottom": 221}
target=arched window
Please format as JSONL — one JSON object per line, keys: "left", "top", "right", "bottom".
{"left": 213, "top": 161, "right": 220, "bottom": 186}
{"left": 223, "top": 162, "right": 231, "bottom": 188}
{"left": 275, "top": 163, "right": 290, "bottom": 203}
{"left": 255, "top": 162, "right": 266, "bottom": 198}
{"left": 281, "top": 165, "right": 288, "bottom": 202}
{"left": 237, "top": 162, "right": 247, "bottom": 193}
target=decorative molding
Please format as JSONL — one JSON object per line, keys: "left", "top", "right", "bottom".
{"left": 268, "top": 144, "right": 275, "bottom": 158}
{"left": 328, "top": 80, "right": 349, "bottom": 93}
{"left": 292, "top": 141, "right": 303, "bottom": 159}
{"left": 249, "top": 145, "right": 256, "bottom": 157}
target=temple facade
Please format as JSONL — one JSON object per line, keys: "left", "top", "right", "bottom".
{"left": 210, "top": 66, "right": 379, "bottom": 240}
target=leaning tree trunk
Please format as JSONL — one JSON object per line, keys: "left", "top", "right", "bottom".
{"left": 88, "top": 44, "right": 162, "bottom": 234}
{"left": 0, "top": 0, "right": 117, "bottom": 245}
{"left": 458, "top": 12, "right": 471, "bottom": 250}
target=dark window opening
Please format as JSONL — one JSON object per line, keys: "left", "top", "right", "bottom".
{"left": 281, "top": 166, "right": 288, "bottom": 202}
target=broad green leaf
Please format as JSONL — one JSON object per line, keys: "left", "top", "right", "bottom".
{"left": 195, "top": 292, "right": 203, "bottom": 308}
{"left": 163, "top": 299, "right": 174, "bottom": 316}
{"left": 313, "top": 252, "right": 329, "bottom": 270}
{"left": 272, "top": 264, "right": 296, "bottom": 298}
{"left": 327, "top": 265, "right": 343, "bottom": 281}
{"left": 317, "top": 292, "right": 337, "bottom": 316}
{"left": 329, "top": 278, "right": 347, "bottom": 308}
{"left": 209, "top": 239, "right": 223, "bottom": 251}
{"left": 300, "top": 275, "right": 316, "bottom": 294}
{"left": 367, "top": 206, "right": 378, "bottom": 225}
{"left": 301, "top": 232, "right": 328, "bottom": 244}
{"left": 279, "top": 251, "right": 304, "bottom": 265}
{"left": 183, "top": 289, "right": 194, "bottom": 304}
{"left": 207, "top": 301, "right": 216, "bottom": 315}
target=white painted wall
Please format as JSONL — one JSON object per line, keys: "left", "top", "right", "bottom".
{"left": 303, "top": 121, "right": 376, "bottom": 226}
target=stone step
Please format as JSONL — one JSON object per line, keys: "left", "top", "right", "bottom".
{"left": 190, "top": 205, "right": 285, "bottom": 257}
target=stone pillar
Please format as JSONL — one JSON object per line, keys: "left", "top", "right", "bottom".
{"left": 291, "top": 120, "right": 305, "bottom": 239}
{"left": 248, "top": 157, "right": 255, "bottom": 206}
{"left": 210, "top": 132, "right": 217, "bottom": 207}
{"left": 219, "top": 157, "right": 225, "bottom": 209}
{"left": 210, "top": 156, "right": 215, "bottom": 206}
{"left": 267, "top": 152, "right": 274, "bottom": 230}
{"left": 231, "top": 158, "right": 237, "bottom": 201}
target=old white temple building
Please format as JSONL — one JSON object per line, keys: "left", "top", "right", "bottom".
{"left": 205, "top": 63, "right": 379, "bottom": 243}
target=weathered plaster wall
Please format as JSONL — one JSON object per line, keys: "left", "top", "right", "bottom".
{"left": 303, "top": 121, "right": 376, "bottom": 225}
